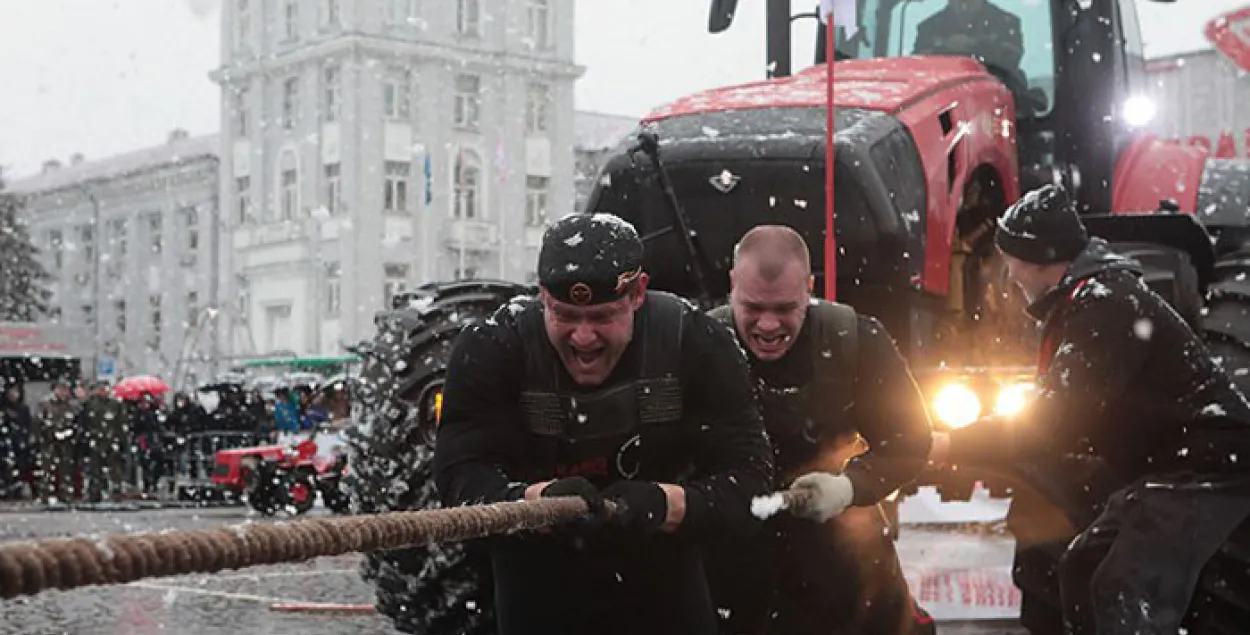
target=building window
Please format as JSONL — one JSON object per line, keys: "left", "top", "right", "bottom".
{"left": 107, "top": 218, "right": 127, "bottom": 259}
{"left": 283, "top": 0, "right": 299, "bottom": 40}
{"left": 79, "top": 225, "right": 94, "bottom": 267}
{"left": 322, "top": 65, "right": 340, "bottom": 122}
{"left": 82, "top": 305, "right": 94, "bottom": 327}
{"left": 526, "top": 0, "right": 551, "bottom": 49}
{"left": 281, "top": 169, "right": 299, "bottom": 220}
{"left": 384, "top": 68, "right": 411, "bottom": 120}
{"left": 454, "top": 74, "right": 481, "bottom": 130}
{"left": 454, "top": 151, "right": 481, "bottom": 220}
{"left": 186, "top": 291, "right": 199, "bottom": 326}
{"left": 384, "top": 161, "right": 410, "bottom": 214}
{"left": 384, "top": 263, "right": 410, "bottom": 308}
{"left": 236, "top": 176, "right": 252, "bottom": 224}
{"left": 234, "top": 0, "right": 250, "bottom": 52}
{"left": 322, "top": 0, "right": 340, "bottom": 28}
{"left": 148, "top": 213, "right": 163, "bottom": 255}
{"left": 47, "top": 230, "right": 63, "bottom": 270}
{"left": 455, "top": 266, "right": 478, "bottom": 281}
{"left": 325, "top": 163, "right": 341, "bottom": 214}
{"left": 115, "top": 300, "right": 126, "bottom": 334}
{"left": 149, "top": 294, "right": 162, "bottom": 349}
{"left": 324, "top": 262, "right": 341, "bottom": 317}
{"left": 526, "top": 83, "right": 551, "bottom": 134}
{"left": 264, "top": 304, "right": 293, "bottom": 353}
{"left": 233, "top": 86, "right": 250, "bottom": 137}
{"left": 456, "top": 0, "right": 480, "bottom": 36}
{"left": 282, "top": 76, "right": 300, "bottom": 129}
{"left": 526, "top": 176, "right": 549, "bottom": 227}
{"left": 182, "top": 207, "right": 199, "bottom": 252}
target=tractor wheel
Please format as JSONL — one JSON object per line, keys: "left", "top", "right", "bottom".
{"left": 343, "top": 280, "right": 529, "bottom": 635}
{"left": 284, "top": 468, "right": 317, "bottom": 516}
{"left": 318, "top": 458, "right": 352, "bottom": 515}
{"left": 1202, "top": 250, "right": 1250, "bottom": 395}
{"left": 245, "top": 461, "right": 284, "bottom": 516}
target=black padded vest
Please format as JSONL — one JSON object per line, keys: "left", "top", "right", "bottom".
{"left": 515, "top": 290, "right": 687, "bottom": 487}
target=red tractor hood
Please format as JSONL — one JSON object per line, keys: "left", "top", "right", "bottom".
{"left": 643, "top": 56, "right": 996, "bottom": 122}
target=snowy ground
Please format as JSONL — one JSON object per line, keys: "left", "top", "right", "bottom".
{"left": 896, "top": 486, "right": 1023, "bottom": 629}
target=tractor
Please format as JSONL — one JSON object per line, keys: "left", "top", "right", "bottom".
{"left": 212, "top": 430, "right": 351, "bottom": 516}
{"left": 344, "top": 0, "right": 1250, "bottom": 632}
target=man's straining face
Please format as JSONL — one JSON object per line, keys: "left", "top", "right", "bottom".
{"left": 541, "top": 278, "right": 648, "bottom": 387}
{"left": 730, "top": 256, "right": 811, "bottom": 361}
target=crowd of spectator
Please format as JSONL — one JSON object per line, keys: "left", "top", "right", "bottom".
{"left": 0, "top": 375, "right": 352, "bottom": 504}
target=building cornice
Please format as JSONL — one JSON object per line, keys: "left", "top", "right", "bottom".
{"left": 210, "top": 33, "right": 585, "bottom": 85}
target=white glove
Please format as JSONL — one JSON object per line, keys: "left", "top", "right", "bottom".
{"left": 789, "top": 472, "right": 854, "bottom": 523}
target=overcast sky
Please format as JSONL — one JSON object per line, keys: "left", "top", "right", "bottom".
{"left": 0, "top": 0, "right": 1244, "bottom": 179}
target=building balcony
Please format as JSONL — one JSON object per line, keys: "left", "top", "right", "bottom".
{"left": 443, "top": 219, "right": 499, "bottom": 251}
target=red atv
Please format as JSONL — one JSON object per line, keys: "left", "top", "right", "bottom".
{"left": 211, "top": 431, "right": 350, "bottom": 515}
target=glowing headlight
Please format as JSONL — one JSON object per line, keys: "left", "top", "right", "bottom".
{"left": 933, "top": 383, "right": 982, "bottom": 429}
{"left": 1122, "top": 95, "right": 1156, "bottom": 128}
{"left": 994, "top": 381, "right": 1035, "bottom": 417}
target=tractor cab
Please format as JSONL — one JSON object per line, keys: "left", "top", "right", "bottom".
{"left": 719, "top": 0, "right": 1168, "bottom": 213}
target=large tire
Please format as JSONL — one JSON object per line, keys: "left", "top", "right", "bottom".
{"left": 343, "top": 280, "right": 530, "bottom": 635}
{"left": 1202, "top": 249, "right": 1250, "bottom": 395}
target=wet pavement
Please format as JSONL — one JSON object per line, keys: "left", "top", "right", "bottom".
{"left": 0, "top": 492, "right": 1027, "bottom": 634}
{"left": 0, "top": 505, "right": 399, "bottom": 635}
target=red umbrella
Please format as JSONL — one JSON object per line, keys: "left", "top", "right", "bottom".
{"left": 112, "top": 375, "right": 171, "bottom": 400}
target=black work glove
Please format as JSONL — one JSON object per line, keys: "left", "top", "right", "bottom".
{"left": 540, "top": 476, "right": 607, "bottom": 522}
{"left": 602, "top": 480, "right": 669, "bottom": 535}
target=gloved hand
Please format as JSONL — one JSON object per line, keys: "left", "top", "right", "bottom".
{"left": 540, "top": 476, "right": 607, "bottom": 522}
{"left": 601, "top": 480, "right": 669, "bottom": 535}
{"left": 789, "top": 472, "right": 854, "bottom": 523}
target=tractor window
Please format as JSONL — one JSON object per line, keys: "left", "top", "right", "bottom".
{"left": 837, "top": 0, "right": 1055, "bottom": 117}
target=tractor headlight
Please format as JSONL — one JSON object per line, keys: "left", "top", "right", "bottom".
{"left": 993, "top": 381, "right": 1036, "bottom": 417}
{"left": 1122, "top": 95, "right": 1156, "bottom": 128}
{"left": 932, "top": 383, "right": 982, "bottom": 429}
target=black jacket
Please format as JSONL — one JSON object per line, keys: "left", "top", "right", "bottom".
{"left": 434, "top": 293, "right": 774, "bottom": 635}
{"left": 741, "top": 309, "right": 933, "bottom": 506}
{"left": 951, "top": 238, "right": 1250, "bottom": 483}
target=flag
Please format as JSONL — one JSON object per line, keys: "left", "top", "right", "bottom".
{"left": 423, "top": 153, "right": 432, "bottom": 206}
{"left": 820, "top": 0, "right": 858, "bottom": 37}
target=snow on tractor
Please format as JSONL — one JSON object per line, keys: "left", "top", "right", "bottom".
{"left": 212, "top": 431, "right": 351, "bottom": 516}
{"left": 344, "top": 0, "right": 1250, "bottom": 632}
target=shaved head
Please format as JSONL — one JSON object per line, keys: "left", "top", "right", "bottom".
{"left": 733, "top": 225, "right": 812, "bottom": 280}
{"left": 729, "top": 225, "right": 814, "bottom": 361}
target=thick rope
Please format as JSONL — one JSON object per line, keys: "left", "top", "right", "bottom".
{"left": 0, "top": 497, "right": 590, "bottom": 600}
{"left": 0, "top": 487, "right": 815, "bottom": 601}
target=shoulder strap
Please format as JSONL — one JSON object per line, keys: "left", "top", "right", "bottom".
{"left": 806, "top": 300, "right": 859, "bottom": 412}
{"left": 639, "top": 291, "right": 685, "bottom": 379}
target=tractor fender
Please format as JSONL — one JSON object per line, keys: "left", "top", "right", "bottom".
{"left": 1080, "top": 213, "right": 1217, "bottom": 293}
{"left": 1111, "top": 135, "right": 1207, "bottom": 214}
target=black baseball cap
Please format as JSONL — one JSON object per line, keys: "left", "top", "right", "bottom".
{"left": 537, "top": 213, "right": 645, "bottom": 306}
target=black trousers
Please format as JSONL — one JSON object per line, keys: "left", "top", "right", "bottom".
{"left": 1059, "top": 473, "right": 1250, "bottom": 635}
{"left": 707, "top": 504, "right": 932, "bottom": 635}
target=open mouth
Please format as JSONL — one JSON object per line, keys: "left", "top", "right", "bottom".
{"left": 571, "top": 349, "right": 604, "bottom": 370}
{"left": 751, "top": 332, "right": 792, "bottom": 354}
